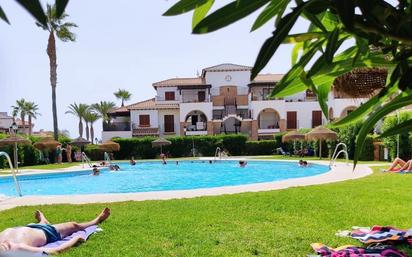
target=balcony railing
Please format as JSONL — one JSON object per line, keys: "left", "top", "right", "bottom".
{"left": 103, "top": 122, "right": 130, "bottom": 131}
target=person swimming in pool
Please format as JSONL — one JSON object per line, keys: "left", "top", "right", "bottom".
{"left": 92, "top": 165, "right": 100, "bottom": 176}
{"left": 239, "top": 160, "right": 247, "bottom": 167}
{"left": 0, "top": 208, "right": 110, "bottom": 255}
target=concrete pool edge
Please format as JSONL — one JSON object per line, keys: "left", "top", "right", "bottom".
{"left": 0, "top": 159, "right": 373, "bottom": 212}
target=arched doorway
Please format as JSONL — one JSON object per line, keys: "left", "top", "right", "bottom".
{"left": 258, "top": 108, "right": 280, "bottom": 129}
{"left": 328, "top": 107, "right": 334, "bottom": 121}
{"left": 340, "top": 106, "right": 357, "bottom": 118}
{"left": 185, "top": 110, "right": 208, "bottom": 132}
{"left": 222, "top": 116, "right": 241, "bottom": 133}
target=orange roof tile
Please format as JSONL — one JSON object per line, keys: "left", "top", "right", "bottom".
{"left": 251, "top": 74, "right": 284, "bottom": 83}
{"left": 127, "top": 98, "right": 179, "bottom": 110}
{"left": 152, "top": 77, "right": 206, "bottom": 88}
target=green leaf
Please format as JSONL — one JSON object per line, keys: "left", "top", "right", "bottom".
{"left": 291, "top": 42, "right": 303, "bottom": 65}
{"left": 0, "top": 5, "right": 9, "bottom": 24}
{"left": 324, "top": 28, "right": 340, "bottom": 64}
{"left": 192, "top": 0, "right": 214, "bottom": 29}
{"left": 15, "top": 0, "right": 47, "bottom": 27}
{"left": 55, "top": 0, "right": 69, "bottom": 18}
{"left": 332, "top": 0, "right": 354, "bottom": 29}
{"left": 193, "top": 0, "right": 270, "bottom": 34}
{"left": 354, "top": 91, "right": 412, "bottom": 167}
{"left": 252, "top": 0, "right": 317, "bottom": 79}
{"left": 271, "top": 39, "right": 325, "bottom": 97}
{"left": 283, "top": 32, "right": 325, "bottom": 43}
{"left": 251, "top": 0, "right": 289, "bottom": 31}
{"left": 164, "top": 0, "right": 208, "bottom": 16}
{"left": 378, "top": 119, "right": 412, "bottom": 138}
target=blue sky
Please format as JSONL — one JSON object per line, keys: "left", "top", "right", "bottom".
{"left": 0, "top": 1, "right": 307, "bottom": 138}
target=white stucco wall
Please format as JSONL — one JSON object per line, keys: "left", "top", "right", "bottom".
{"left": 285, "top": 101, "right": 325, "bottom": 129}
{"left": 180, "top": 102, "right": 213, "bottom": 122}
{"left": 250, "top": 100, "right": 286, "bottom": 120}
{"left": 206, "top": 70, "right": 251, "bottom": 95}
{"left": 329, "top": 98, "right": 367, "bottom": 118}
{"left": 130, "top": 110, "right": 158, "bottom": 128}
{"left": 158, "top": 109, "right": 180, "bottom": 136}
{"left": 156, "top": 87, "right": 181, "bottom": 101}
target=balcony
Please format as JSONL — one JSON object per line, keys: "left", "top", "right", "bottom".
{"left": 103, "top": 122, "right": 130, "bottom": 132}
{"left": 133, "top": 127, "right": 159, "bottom": 137}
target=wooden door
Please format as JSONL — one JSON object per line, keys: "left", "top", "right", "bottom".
{"left": 312, "top": 111, "right": 322, "bottom": 128}
{"left": 164, "top": 115, "right": 174, "bottom": 133}
{"left": 287, "top": 111, "right": 297, "bottom": 129}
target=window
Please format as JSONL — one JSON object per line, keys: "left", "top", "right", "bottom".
{"left": 139, "top": 115, "right": 150, "bottom": 127}
{"left": 165, "top": 91, "right": 175, "bottom": 101}
{"left": 164, "top": 115, "right": 174, "bottom": 133}
{"left": 287, "top": 111, "right": 297, "bottom": 129}
{"left": 312, "top": 111, "right": 322, "bottom": 128}
{"left": 198, "top": 91, "right": 206, "bottom": 102}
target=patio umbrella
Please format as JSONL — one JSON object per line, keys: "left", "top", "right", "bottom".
{"left": 305, "top": 126, "right": 337, "bottom": 159}
{"left": 70, "top": 137, "right": 91, "bottom": 147}
{"left": 98, "top": 141, "right": 120, "bottom": 152}
{"left": 282, "top": 131, "right": 306, "bottom": 155}
{"left": 33, "top": 137, "right": 60, "bottom": 151}
{"left": 0, "top": 135, "right": 31, "bottom": 173}
{"left": 151, "top": 138, "right": 171, "bottom": 154}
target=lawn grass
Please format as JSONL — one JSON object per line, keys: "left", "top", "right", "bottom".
{"left": 252, "top": 155, "right": 390, "bottom": 165}
{"left": 0, "top": 162, "right": 82, "bottom": 171}
{"left": 2, "top": 165, "right": 412, "bottom": 256}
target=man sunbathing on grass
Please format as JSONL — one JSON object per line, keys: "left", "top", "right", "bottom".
{"left": 0, "top": 208, "right": 110, "bottom": 255}
{"left": 386, "top": 157, "right": 412, "bottom": 172}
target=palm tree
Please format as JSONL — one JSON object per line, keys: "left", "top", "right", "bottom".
{"left": 114, "top": 89, "right": 132, "bottom": 107}
{"left": 37, "top": 3, "right": 77, "bottom": 140}
{"left": 24, "top": 101, "right": 41, "bottom": 136}
{"left": 11, "top": 99, "right": 27, "bottom": 133}
{"left": 65, "top": 103, "right": 89, "bottom": 138}
{"left": 84, "top": 112, "right": 100, "bottom": 144}
{"left": 90, "top": 101, "right": 116, "bottom": 126}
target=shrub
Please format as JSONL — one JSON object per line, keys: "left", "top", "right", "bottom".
{"left": 245, "top": 140, "right": 276, "bottom": 155}
{"left": 381, "top": 111, "right": 412, "bottom": 161}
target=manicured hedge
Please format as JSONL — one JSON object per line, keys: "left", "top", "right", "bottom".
{"left": 112, "top": 134, "right": 249, "bottom": 159}
{"left": 0, "top": 133, "right": 74, "bottom": 168}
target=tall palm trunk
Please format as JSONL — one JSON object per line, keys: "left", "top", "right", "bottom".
{"left": 121, "top": 99, "right": 124, "bottom": 107}
{"left": 85, "top": 121, "right": 90, "bottom": 141}
{"left": 20, "top": 114, "right": 25, "bottom": 134}
{"left": 90, "top": 124, "right": 94, "bottom": 144}
{"left": 47, "top": 30, "right": 59, "bottom": 140}
{"left": 28, "top": 115, "right": 32, "bottom": 136}
{"left": 78, "top": 119, "right": 83, "bottom": 138}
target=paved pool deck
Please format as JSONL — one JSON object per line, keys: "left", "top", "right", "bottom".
{"left": 0, "top": 159, "right": 374, "bottom": 212}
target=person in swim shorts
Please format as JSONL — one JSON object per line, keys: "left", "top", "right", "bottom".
{"left": 0, "top": 208, "right": 110, "bottom": 255}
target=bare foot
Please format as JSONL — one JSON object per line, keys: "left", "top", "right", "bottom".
{"left": 34, "top": 210, "right": 46, "bottom": 223}
{"left": 97, "top": 208, "right": 111, "bottom": 223}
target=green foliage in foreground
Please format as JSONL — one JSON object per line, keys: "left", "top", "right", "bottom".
{"left": 164, "top": 0, "right": 412, "bottom": 167}
{"left": 381, "top": 111, "right": 412, "bottom": 161}
{"left": 1, "top": 166, "right": 412, "bottom": 257}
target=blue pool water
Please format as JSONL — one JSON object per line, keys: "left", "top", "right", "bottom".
{"left": 0, "top": 161, "right": 329, "bottom": 196}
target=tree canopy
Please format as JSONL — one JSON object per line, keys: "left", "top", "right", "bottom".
{"left": 165, "top": 0, "right": 412, "bottom": 166}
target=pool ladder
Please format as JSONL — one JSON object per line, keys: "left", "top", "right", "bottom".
{"left": 329, "top": 143, "right": 349, "bottom": 168}
{"left": 104, "top": 152, "right": 112, "bottom": 165}
{"left": 0, "top": 151, "right": 22, "bottom": 196}
{"left": 81, "top": 152, "right": 93, "bottom": 168}
{"left": 214, "top": 147, "right": 228, "bottom": 162}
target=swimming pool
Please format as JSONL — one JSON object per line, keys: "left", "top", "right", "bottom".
{"left": 0, "top": 161, "right": 329, "bottom": 196}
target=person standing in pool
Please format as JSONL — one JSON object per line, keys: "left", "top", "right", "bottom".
{"left": 0, "top": 208, "right": 110, "bottom": 255}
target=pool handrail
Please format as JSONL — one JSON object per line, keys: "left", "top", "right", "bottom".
{"left": 330, "top": 143, "right": 349, "bottom": 168}
{"left": 104, "top": 152, "right": 112, "bottom": 165}
{"left": 0, "top": 151, "right": 22, "bottom": 196}
{"left": 81, "top": 152, "right": 93, "bottom": 168}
